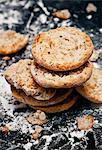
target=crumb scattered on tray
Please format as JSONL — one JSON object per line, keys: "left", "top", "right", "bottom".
{"left": 77, "top": 115, "right": 94, "bottom": 130}
{"left": 2, "top": 56, "right": 10, "bottom": 60}
{"left": 32, "top": 125, "right": 43, "bottom": 140}
{"left": 27, "top": 110, "right": 48, "bottom": 125}
{"left": 86, "top": 3, "right": 97, "bottom": 13}
{"left": 32, "top": 131, "right": 40, "bottom": 140}
{"left": 52, "top": 9, "right": 71, "bottom": 19}
{"left": 0, "top": 126, "right": 9, "bottom": 134}
{"left": 35, "top": 125, "right": 43, "bottom": 133}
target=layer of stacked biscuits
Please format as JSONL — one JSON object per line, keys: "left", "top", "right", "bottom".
{"left": 4, "top": 27, "right": 98, "bottom": 113}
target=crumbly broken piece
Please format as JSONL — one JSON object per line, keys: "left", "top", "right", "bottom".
{"left": 52, "top": 9, "right": 71, "bottom": 19}
{"left": 0, "top": 126, "right": 9, "bottom": 134}
{"left": 86, "top": 3, "right": 97, "bottom": 13}
{"left": 2, "top": 56, "right": 10, "bottom": 60}
{"left": 35, "top": 125, "right": 43, "bottom": 133}
{"left": 31, "top": 125, "right": 43, "bottom": 140}
{"left": 27, "top": 110, "right": 48, "bottom": 125}
{"left": 77, "top": 115, "right": 94, "bottom": 130}
{"left": 32, "top": 131, "right": 40, "bottom": 140}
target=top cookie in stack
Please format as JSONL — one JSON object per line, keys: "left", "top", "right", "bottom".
{"left": 31, "top": 27, "right": 93, "bottom": 88}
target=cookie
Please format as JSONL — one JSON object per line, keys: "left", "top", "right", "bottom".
{"left": 31, "top": 93, "right": 79, "bottom": 113}
{"left": 31, "top": 61, "right": 93, "bottom": 88}
{"left": 0, "top": 30, "right": 28, "bottom": 55}
{"left": 32, "top": 27, "right": 93, "bottom": 71}
{"left": 4, "top": 59, "right": 56, "bottom": 100}
{"left": 11, "top": 86, "right": 73, "bottom": 107}
{"left": 76, "top": 68, "right": 102, "bottom": 103}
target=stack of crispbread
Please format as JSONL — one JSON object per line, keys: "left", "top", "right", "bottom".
{"left": 4, "top": 27, "right": 101, "bottom": 113}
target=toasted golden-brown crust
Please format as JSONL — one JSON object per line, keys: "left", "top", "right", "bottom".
{"left": 76, "top": 68, "right": 102, "bottom": 103}
{"left": 0, "top": 30, "right": 28, "bottom": 55}
{"left": 32, "top": 27, "right": 93, "bottom": 71}
{"left": 11, "top": 86, "right": 73, "bottom": 107}
{"left": 31, "top": 93, "right": 79, "bottom": 113}
{"left": 31, "top": 61, "right": 93, "bottom": 88}
{"left": 4, "top": 59, "right": 56, "bottom": 100}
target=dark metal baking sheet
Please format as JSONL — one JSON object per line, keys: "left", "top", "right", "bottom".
{"left": 0, "top": 0, "right": 102, "bottom": 150}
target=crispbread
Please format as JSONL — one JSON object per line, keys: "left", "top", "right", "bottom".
{"left": 0, "top": 30, "right": 28, "bottom": 55}
{"left": 4, "top": 59, "right": 56, "bottom": 100}
{"left": 32, "top": 27, "right": 93, "bottom": 71}
{"left": 11, "top": 86, "right": 73, "bottom": 107}
{"left": 31, "top": 61, "right": 93, "bottom": 88}
{"left": 31, "top": 93, "right": 79, "bottom": 113}
{"left": 76, "top": 68, "right": 102, "bottom": 103}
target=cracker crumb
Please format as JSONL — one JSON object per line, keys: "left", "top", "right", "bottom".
{"left": 77, "top": 115, "right": 94, "bottom": 130}
{"left": 35, "top": 125, "right": 43, "bottom": 133}
{"left": 2, "top": 56, "right": 10, "bottom": 60}
{"left": 32, "top": 131, "right": 40, "bottom": 140}
{"left": 32, "top": 125, "right": 43, "bottom": 140}
{"left": 52, "top": 9, "right": 71, "bottom": 19}
{"left": 0, "top": 126, "right": 9, "bottom": 134}
{"left": 39, "top": 111, "right": 46, "bottom": 121}
{"left": 27, "top": 110, "right": 48, "bottom": 125}
{"left": 86, "top": 3, "right": 97, "bottom": 13}
{"left": 31, "top": 125, "right": 43, "bottom": 140}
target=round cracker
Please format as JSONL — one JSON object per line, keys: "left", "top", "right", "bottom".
{"left": 0, "top": 30, "right": 28, "bottom": 55}
{"left": 31, "top": 61, "right": 93, "bottom": 88}
{"left": 11, "top": 86, "right": 73, "bottom": 107}
{"left": 32, "top": 27, "right": 93, "bottom": 71}
{"left": 76, "top": 68, "right": 102, "bottom": 103}
{"left": 31, "top": 94, "right": 79, "bottom": 113}
{"left": 4, "top": 59, "right": 56, "bottom": 100}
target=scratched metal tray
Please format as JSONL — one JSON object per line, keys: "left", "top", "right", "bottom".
{"left": 0, "top": 0, "right": 102, "bottom": 150}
